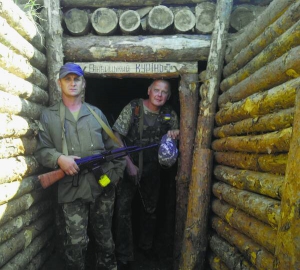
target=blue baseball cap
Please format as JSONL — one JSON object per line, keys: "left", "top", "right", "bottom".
{"left": 59, "top": 63, "right": 84, "bottom": 78}
{"left": 158, "top": 134, "right": 178, "bottom": 167}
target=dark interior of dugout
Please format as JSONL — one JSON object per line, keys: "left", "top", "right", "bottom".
{"left": 84, "top": 77, "right": 180, "bottom": 260}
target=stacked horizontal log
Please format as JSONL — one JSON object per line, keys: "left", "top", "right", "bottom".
{"left": 209, "top": 0, "right": 300, "bottom": 268}
{"left": 61, "top": 2, "right": 269, "bottom": 37}
{"left": 0, "top": 1, "right": 53, "bottom": 269}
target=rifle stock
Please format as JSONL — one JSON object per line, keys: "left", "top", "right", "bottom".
{"left": 38, "top": 169, "right": 66, "bottom": 189}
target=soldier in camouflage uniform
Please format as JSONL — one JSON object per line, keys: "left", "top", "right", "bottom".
{"left": 112, "top": 79, "right": 179, "bottom": 269}
{"left": 35, "top": 63, "right": 125, "bottom": 270}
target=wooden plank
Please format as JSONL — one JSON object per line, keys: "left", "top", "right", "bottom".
{"left": 63, "top": 35, "right": 211, "bottom": 62}
{"left": 77, "top": 61, "right": 198, "bottom": 78}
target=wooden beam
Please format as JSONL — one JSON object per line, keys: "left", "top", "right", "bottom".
{"left": 77, "top": 62, "right": 197, "bottom": 78}
{"left": 40, "top": 0, "right": 64, "bottom": 106}
{"left": 225, "top": 0, "right": 295, "bottom": 63}
{"left": 275, "top": 79, "right": 300, "bottom": 269}
{"left": 173, "top": 74, "right": 199, "bottom": 270}
{"left": 64, "top": 8, "right": 91, "bottom": 36}
{"left": 179, "top": 1, "right": 233, "bottom": 269}
{"left": 63, "top": 35, "right": 211, "bottom": 62}
{"left": 61, "top": 0, "right": 212, "bottom": 8}
{"left": 147, "top": 5, "right": 174, "bottom": 34}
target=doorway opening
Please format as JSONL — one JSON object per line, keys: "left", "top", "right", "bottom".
{"left": 84, "top": 77, "right": 180, "bottom": 268}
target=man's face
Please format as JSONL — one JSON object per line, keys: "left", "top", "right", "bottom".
{"left": 147, "top": 80, "right": 170, "bottom": 108}
{"left": 58, "top": 73, "right": 85, "bottom": 98}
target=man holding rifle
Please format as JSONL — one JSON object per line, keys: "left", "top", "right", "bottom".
{"left": 34, "top": 63, "right": 125, "bottom": 270}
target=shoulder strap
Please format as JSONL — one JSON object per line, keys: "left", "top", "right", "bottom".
{"left": 138, "top": 99, "right": 144, "bottom": 179}
{"left": 85, "top": 103, "right": 121, "bottom": 146}
{"left": 60, "top": 101, "right": 68, "bottom": 156}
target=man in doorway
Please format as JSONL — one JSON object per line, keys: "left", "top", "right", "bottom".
{"left": 112, "top": 79, "right": 179, "bottom": 269}
{"left": 35, "top": 63, "right": 125, "bottom": 270}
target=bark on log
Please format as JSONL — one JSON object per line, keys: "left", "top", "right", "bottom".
{"left": 0, "top": 156, "right": 41, "bottom": 184}
{"left": 40, "top": 2, "right": 64, "bottom": 106}
{"left": 119, "top": 10, "right": 141, "bottom": 35}
{"left": 195, "top": 2, "right": 216, "bottom": 34}
{"left": 217, "top": 77, "right": 298, "bottom": 124}
{"left": 212, "top": 216, "right": 274, "bottom": 269}
{"left": 179, "top": 2, "right": 232, "bottom": 269}
{"left": 77, "top": 62, "right": 197, "bottom": 79}
{"left": 221, "top": 20, "right": 300, "bottom": 92}
{"left": 225, "top": 0, "right": 295, "bottom": 63}
{"left": 0, "top": 113, "right": 40, "bottom": 139}
{"left": 0, "top": 213, "right": 53, "bottom": 268}
{"left": 173, "top": 9, "right": 195, "bottom": 33}
{"left": 214, "top": 165, "right": 284, "bottom": 199}
{"left": 208, "top": 252, "right": 230, "bottom": 270}
{"left": 275, "top": 76, "right": 300, "bottom": 269}
{"left": 215, "top": 78, "right": 300, "bottom": 125}
{"left": 214, "top": 108, "right": 294, "bottom": 138}
{"left": 0, "top": 189, "right": 46, "bottom": 226}
{"left": 0, "top": 67, "right": 48, "bottom": 105}
{"left": 0, "top": 176, "right": 40, "bottom": 205}
{"left": 212, "top": 127, "right": 292, "bottom": 154}
{"left": 135, "top": 6, "right": 152, "bottom": 19}
{"left": 230, "top": 4, "right": 265, "bottom": 32}
{"left": 218, "top": 48, "right": 300, "bottom": 108}
{"left": 0, "top": 43, "right": 48, "bottom": 90}
{"left": 214, "top": 152, "right": 287, "bottom": 175}
{"left": 224, "top": 1, "right": 300, "bottom": 78}
{"left": 91, "top": 8, "right": 118, "bottom": 35}
{"left": 209, "top": 234, "right": 256, "bottom": 270}
{"left": 1, "top": 225, "right": 54, "bottom": 270}
{"left": 0, "top": 16, "right": 46, "bottom": 71}
{"left": 0, "top": 0, "right": 45, "bottom": 53}
{"left": 64, "top": 8, "right": 90, "bottom": 36}
{"left": 0, "top": 91, "right": 45, "bottom": 120}
{"left": 147, "top": 5, "right": 174, "bottom": 34}
{"left": 173, "top": 74, "right": 198, "bottom": 269}
{"left": 60, "top": 0, "right": 208, "bottom": 8}
{"left": 0, "top": 200, "right": 52, "bottom": 244}
{"left": 212, "top": 199, "right": 277, "bottom": 254}
{"left": 212, "top": 182, "right": 281, "bottom": 227}
{"left": 25, "top": 241, "right": 54, "bottom": 270}
{"left": 63, "top": 35, "right": 211, "bottom": 62}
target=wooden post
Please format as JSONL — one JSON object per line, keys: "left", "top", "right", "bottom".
{"left": 179, "top": 0, "right": 233, "bottom": 269}
{"left": 274, "top": 84, "right": 300, "bottom": 269}
{"left": 119, "top": 10, "right": 141, "bottom": 35}
{"left": 173, "top": 73, "right": 199, "bottom": 270}
{"left": 91, "top": 8, "right": 118, "bottom": 35}
{"left": 195, "top": 2, "right": 216, "bottom": 34}
{"left": 40, "top": 0, "right": 64, "bottom": 105}
{"left": 64, "top": 8, "right": 91, "bottom": 36}
{"left": 147, "top": 5, "right": 174, "bottom": 34}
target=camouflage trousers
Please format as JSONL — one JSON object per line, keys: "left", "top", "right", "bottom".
{"left": 114, "top": 162, "right": 161, "bottom": 262}
{"left": 58, "top": 186, "right": 117, "bottom": 270}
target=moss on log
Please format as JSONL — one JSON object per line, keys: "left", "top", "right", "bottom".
{"left": 214, "top": 152, "right": 287, "bottom": 174}
{"left": 212, "top": 199, "right": 277, "bottom": 253}
{"left": 212, "top": 216, "right": 274, "bottom": 269}
{"left": 208, "top": 252, "right": 230, "bottom": 270}
{"left": 209, "top": 234, "right": 256, "bottom": 270}
{"left": 218, "top": 46, "right": 300, "bottom": 107}
{"left": 0, "top": 200, "right": 52, "bottom": 244}
{"left": 214, "top": 165, "right": 283, "bottom": 199}
{"left": 217, "top": 77, "right": 298, "bottom": 124}
{"left": 225, "top": 0, "right": 294, "bottom": 63}
{"left": 0, "top": 156, "right": 41, "bottom": 184}
{"left": 212, "top": 127, "right": 292, "bottom": 154}
{"left": 221, "top": 20, "right": 300, "bottom": 92}
{"left": 214, "top": 108, "right": 294, "bottom": 138}
{"left": 0, "top": 91, "right": 45, "bottom": 120}
{"left": 0, "top": 113, "right": 40, "bottom": 139}
{"left": 0, "top": 43, "right": 48, "bottom": 89}
{"left": 212, "top": 182, "right": 281, "bottom": 227}
{"left": 224, "top": 1, "right": 300, "bottom": 78}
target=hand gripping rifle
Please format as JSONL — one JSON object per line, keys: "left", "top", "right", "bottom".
{"left": 38, "top": 144, "right": 158, "bottom": 189}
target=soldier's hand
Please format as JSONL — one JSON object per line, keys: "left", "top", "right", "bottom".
{"left": 57, "top": 155, "right": 81, "bottom": 176}
{"left": 126, "top": 163, "right": 140, "bottom": 185}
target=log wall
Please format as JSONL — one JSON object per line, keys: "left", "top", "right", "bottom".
{"left": 209, "top": 0, "right": 300, "bottom": 269}
{"left": 0, "top": 1, "right": 54, "bottom": 269}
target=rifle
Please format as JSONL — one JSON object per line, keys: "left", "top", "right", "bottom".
{"left": 38, "top": 144, "right": 158, "bottom": 189}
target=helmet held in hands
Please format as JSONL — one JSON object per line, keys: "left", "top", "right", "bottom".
{"left": 158, "top": 134, "right": 178, "bottom": 167}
